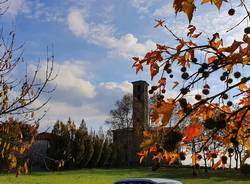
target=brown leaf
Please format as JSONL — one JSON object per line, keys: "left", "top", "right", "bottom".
{"left": 154, "top": 19, "right": 165, "bottom": 28}
{"left": 150, "top": 63, "right": 159, "bottom": 80}
{"left": 172, "top": 81, "right": 179, "bottom": 89}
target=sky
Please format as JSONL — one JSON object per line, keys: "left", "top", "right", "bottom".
{"left": 0, "top": 0, "right": 248, "bottom": 132}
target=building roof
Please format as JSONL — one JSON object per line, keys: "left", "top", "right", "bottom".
{"left": 36, "top": 132, "right": 58, "bottom": 141}
{"left": 131, "top": 80, "right": 149, "bottom": 86}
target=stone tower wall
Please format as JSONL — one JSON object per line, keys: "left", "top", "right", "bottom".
{"left": 112, "top": 80, "right": 149, "bottom": 166}
{"left": 132, "top": 80, "right": 149, "bottom": 135}
{"left": 131, "top": 80, "right": 149, "bottom": 162}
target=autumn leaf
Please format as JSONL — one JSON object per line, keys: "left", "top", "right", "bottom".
{"left": 164, "top": 152, "right": 171, "bottom": 162}
{"left": 137, "top": 151, "right": 148, "bottom": 163}
{"left": 187, "top": 25, "right": 196, "bottom": 37}
{"left": 239, "top": 83, "right": 248, "bottom": 91}
{"left": 144, "top": 51, "right": 163, "bottom": 64}
{"left": 183, "top": 122, "right": 203, "bottom": 141}
{"left": 169, "top": 152, "right": 179, "bottom": 165}
{"left": 31, "top": 112, "right": 35, "bottom": 118}
{"left": 187, "top": 25, "right": 202, "bottom": 38}
{"left": 143, "top": 130, "right": 152, "bottom": 138}
{"left": 211, "top": 39, "right": 222, "bottom": 49}
{"left": 140, "top": 138, "right": 155, "bottom": 150}
{"left": 220, "top": 40, "right": 243, "bottom": 53}
{"left": 154, "top": 19, "right": 165, "bottom": 28}
{"left": 213, "top": 159, "right": 222, "bottom": 170}
{"left": 156, "top": 44, "right": 169, "bottom": 52}
{"left": 172, "top": 81, "right": 179, "bottom": 89}
{"left": 209, "top": 33, "right": 222, "bottom": 49}
{"left": 243, "top": 34, "right": 250, "bottom": 44}
{"left": 150, "top": 63, "right": 159, "bottom": 80}
{"left": 208, "top": 56, "right": 217, "bottom": 64}
{"left": 191, "top": 153, "right": 198, "bottom": 166}
{"left": 158, "top": 78, "right": 166, "bottom": 87}
{"left": 151, "top": 99, "right": 176, "bottom": 126}
{"left": 214, "top": 0, "right": 225, "bottom": 9}
{"left": 178, "top": 52, "right": 191, "bottom": 67}
{"left": 242, "top": 57, "right": 250, "bottom": 65}
{"left": 188, "top": 41, "right": 197, "bottom": 47}
{"left": 132, "top": 57, "right": 140, "bottom": 62}
{"left": 173, "top": 0, "right": 196, "bottom": 22}
{"left": 153, "top": 152, "right": 164, "bottom": 162}
{"left": 176, "top": 39, "right": 185, "bottom": 52}
{"left": 201, "top": 0, "right": 226, "bottom": 9}
{"left": 133, "top": 63, "right": 143, "bottom": 74}
{"left": 201, "top": 0, "right": 211, "bottom": 4}
{"left": 182, "top": 0, "right": 196, "bottom": 23}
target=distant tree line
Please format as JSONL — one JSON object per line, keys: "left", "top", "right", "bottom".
{"left": 47, "top": 118, "right": 122, "bottom": 170}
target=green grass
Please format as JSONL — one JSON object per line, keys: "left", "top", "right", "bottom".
{"left": 0, "top": 168, "right": 250, "bottom": 184}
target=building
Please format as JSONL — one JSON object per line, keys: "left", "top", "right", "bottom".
{"left": 28, "top": 132, "right": 58, "bottom": 171}
{"left": 112, "top": 80, "right": 149, "bottom": 166}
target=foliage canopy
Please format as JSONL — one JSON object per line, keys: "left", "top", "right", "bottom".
{"left": 134, "top": 0, "right": 250, "bottom": 172}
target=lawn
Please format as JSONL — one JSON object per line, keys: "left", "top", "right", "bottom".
{"left": 0, "top": 168, "right": 250, "bottom": 184}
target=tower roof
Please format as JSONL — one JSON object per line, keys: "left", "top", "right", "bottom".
{"left": 131, "top": 80, "right": 149, "bottom": 86}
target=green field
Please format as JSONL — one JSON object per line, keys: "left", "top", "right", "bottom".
{"left": 0, "top": 168, "right": 250, "bottom": 184}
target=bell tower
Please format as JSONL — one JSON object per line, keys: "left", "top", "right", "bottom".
{"left": 132, "top": 80, "right": 149, "bottom": 137}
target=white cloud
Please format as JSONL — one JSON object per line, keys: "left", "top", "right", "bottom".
{"left": 3, "top": 0, "right": 29, "bottom": 16}
{"left": 68, "top": 10, "right": 89, "bottom": 36}
{"left": 153, "top": 4, "right": 173, "bottom": 17}
{"left": 100, "top": 81, "right": 132, "bottom": 93}
{"left": 28, "top": 60, "right": 135, "bottom": 131}
{"left": 29, "top": 60, "right": 96, "bottom": 106}
{"left": 130, "top": 0, "right": 153, "bottom": 14}
{"left": 163, "top": 7, "right": 246, "bottom": 46}
{"left": 53, "top": 61, "right": 96, "bottom": 99}
{"left": 67, "top": 9, "right": 156, "bottom": 58}
{"left": 191, "top": 9, "right": 246, "bottom": 45}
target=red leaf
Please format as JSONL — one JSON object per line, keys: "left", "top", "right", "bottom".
{"left": 183, "top": 122, "right": 203, "bottom": 141}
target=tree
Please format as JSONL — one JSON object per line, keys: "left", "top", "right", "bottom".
{"left": 134, "top": 0, "right": 250, "bottom": 173}
{"left": 0, "top": 11, "right": 55, "bottom": 175}
{"left": 105, "top": 94, "right": 133, "bottom": 129}
{"left": 73, "top": 119, "right": 88, "bottom": 168}
{"left": 49, "top": 119, "right": 113, "bottom": 169}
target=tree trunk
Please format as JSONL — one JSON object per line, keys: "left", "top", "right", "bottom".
{"left": 235, "top": 150, "right": 238, "bottom": 170}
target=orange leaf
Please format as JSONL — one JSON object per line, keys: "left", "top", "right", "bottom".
{"left": 191, "top": 153, "right": 197, "bottom": 166}
{"left": 158, "top": 78, "right": 166, "bottom": 87}
{"left": 239, "top": 83, "right": 248, "bottom": 91}
{"left": 242, "top": 57, "right": 250, "bottom": 65}
{"left": 201, "top": 0, "right": 211, "bottom": 4}
{"left": 221, "top": 40, "right": 243, "bottom": 53}
{"left": 139, "top": 156, "right": 144, "bottom": 164}
{"left": 213, "top": 160, "right": 222, "bottom": 170}
{"left": 143, "top": 131, "right": 152, "bottom": 138}
{"left": 152, "top": 100, "right": 175, "bottom": 126}
{"left": 169, "top": 153, "right": 179, "bottom": 165}
{"left": 164, "top": 152, "right": 171, "bottom": 162}
{"left": 150, "top": 63, "right": 159, "bottom": 80}
{"left": 202, "top": 0, "right": 225, "bottom": 9}
{"left": 133, "top": 63, "right": 143, "bottom": 74}
{"left": 211, "top": 39, "right": 222, "bottom": 49}
{"left": 208, "top": 56, "right": 217, "bottom": 64}
{"left": 183, "top": 122, "right": 203, "bottom": 141}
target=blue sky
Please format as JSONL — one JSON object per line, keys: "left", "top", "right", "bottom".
{"left": 0, "top": 0, "right": 247, "bottom": 131}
